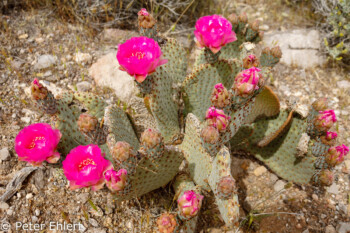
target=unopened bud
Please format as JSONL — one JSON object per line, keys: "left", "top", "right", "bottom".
{"left": 243, "top": 54, "right": 260, "bottom": 69}
{"left": 205, "top": 107, "right": 231, "bottom": 132}
{"left": 238, "top": 12, "right": 248, "bottom": 23}
{"left": 201, "top": 125, "right": 220, "bottom": 144}
{"left": 156, "top": 213, "right": 177, "bottom": 233}
{"left": 138, "top": 8, "right": 156, "bottom": 29}
{"left": 313, "top": 110, "right": 337, "bottom": 132}
{"left": 104, "top": 169, "right": 128, "bottom": 192}
{"left": 31, "top": 78, "right": 48, "bottom": 100}
{"left": 325, "top": 144, "right": 349, "bottom": 167}
{"left": 312, "top": 98, "right": 328, "bottom": 111}
{"left": 177, "top": 190, "right": 203, "bottom": 219}
{"left": 270, "top": 46, "right": 282, "bottom": 58}
{"left": 211, "top": 83, "right": 230, "bottom": 108}
{"left": 250, "top": 20, "right": 260, "bottom": 31}
{"left": 227, "top": 13, "right": 238, "bottom": 25}
{"left": 140, "top": 128, "right": 163, "bottom": 149}
{"left": 320, "top": 131, "right": 337, "bottom": 146}
{"left": 77, "top": 114, "right": 98, "bottom": 133}
{"left": 318, "top": 169, "right": 334, "bottom": 186}
{"left": 233, "top": 67, "right": 262, "bottom": 97}
{"left": 217, "top": 176, "right": 236, "bottom": 199}
{"left": 111, "top": 141, "right": 133, "bottom": 163}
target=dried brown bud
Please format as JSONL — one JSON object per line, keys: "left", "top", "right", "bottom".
{"left": 238, "top": 12, "right": 248, "bottom": 23}
{"left": 227, "top": 13, "right": 238, "bottom": 25}
{"left": 77, "top": 114, "right": 98, "bottom": 133}
{"left": 31, "top": 78, "right": 48, "bottom": 100}
{"left": 138, "top": 8, "right": 156, "bottom": 29}
{"left": 270, "top": 46, "right": 282, "bottom": 58}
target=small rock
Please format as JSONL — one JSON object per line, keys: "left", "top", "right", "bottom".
{"left": 33, "top": 168, "right": 45, "bottom": 190}
{"left": 325, "top": 225, "right": 336, "bottom": 233}
{"left": 18, "top": 34, "right": 28, "bottom": 39}
{"left": 35, "top": 209, "right": 40, "bottom": 216}
{"left": 320, "top": 214, "right": 327, "bottom": 219}
{"left": 253, "top": 166, "right": 267, "bottom": 176}
{"left": 43, "top": 70, "right": 52, "bottom": 77}
{"left": 20, "top": 117, "right": 31, "bottom": 124}
{"left": 327, "top": 183, "right": 339, "bottom": 195}
{"left": 26, "top": 193, "right": 34, "bottom": 199}
{"left": 0, "top": 202, "right": 9, "bottom": 210}
{"left": 338, "top": 203, "right": 348, "bottom": 215}
{"left": 0, "top": 147, "right": 11, "bottom": 161}
{"left": 260, "top": 24, "right": 270, "bottom": 31}
{"left": 302, "top": 229, "right": 309, "bottom": 233}
{"left": 32, "top": 216, "right": 38, "bottom": 222}
{"left": 274, "top": 180, "right": 286, "bottom": 192}
{"left": 337, "top": 80, "right": 350, "bottom": 90}
{"left": 76, "top": 81, "right": 92, "bottom": 92}
{"left": 77, "top": 193, "right": 89, "bottom": 204}
{"left": 74, "top": 52, "right": 92, "bottom": 64}
{"left": 337, "top": 222, "right": 350, "bottom": 233}
{"left": 34, "top": 55, "right": 57, "bottom": 70}
{"left": 269, "top": 174, "right": 279, "bottom": 184}
{"left": 311, "top": 194, "right": 318, "bottom": 201}
{"left": 35, "top": 37, "right": 44, "bottom": 44}
{"left": 89, "top": 218, "right": 99, "bottom": 227}
{"left": 102, "top": 28, "right": 138, "bottom": 43}
{"left": 344, "top": 160, "right": 350, "bottom": 171}
{"left": 78, "top": 223, "right": 87, "bottom": 233}
{"left": 7, "top": 209, "right": 13, "bottom": 215}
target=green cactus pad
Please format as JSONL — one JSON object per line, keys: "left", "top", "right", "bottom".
{"left": 73, "top": 92, "right": 108, "bottom": 119}
{"left": 104, "top": 105, "right": 140, "bottom": 150}
{"left": 259, "top": 48, "right": 281, "bottom": 68}
{"left": 161, "top": 38, "right": 188, "bottom": 84}
{"left": 232, "top": 110, "right": 317, "bottom": 184}
{"left": 114, "top": 145, "right": 183, "bottom": 201}
{"left": 179, "top": 114, "right": 212, "bottom": 191}
{"left": 183, "top": 61, "right": 235, "bottom": 121}
{"left": 209, "top": 146, "right": 239, "bottom": 227}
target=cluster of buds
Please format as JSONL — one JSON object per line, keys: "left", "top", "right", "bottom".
{"left": 233, "top": 67, "right": 262, "bottom": 97}
{"left": 156, "top": 213, "right": 177, "bottom": 233}
{"left": 104, "top": 168, "right": 128, "bottom": 192}
{"left": 314, "top": 110, "right": 337, "bottom": 132}
{"left": 210, "top": 83, "right": 230, "bottom": 108}
{"left": 325, "top": 144, "right": 349, "bottom": 167}
{"left": 177, "top": 190, "right": 204, "bottom": 220}
{"left": 318, "top": 169, "right": 334, "bottom": 186}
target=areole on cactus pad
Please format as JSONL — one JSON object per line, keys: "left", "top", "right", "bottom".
{"left": 15, "top": 8, "right": 349, "bottom": 232}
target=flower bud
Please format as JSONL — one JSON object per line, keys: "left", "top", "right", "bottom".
{"left": 270, "top": 46, "right": 282, "bottom": 58}
{"left": 318, "top": 169, "right": 334, "bottom": 186}
{"left": 111, "top": 141, "right": 133, "bottom": 163}
{"left": 138, "top": 8, "right": 156, "bottom": 29}
{"left": 205, "top": 107, "right": 231, "bottom": 132}
{"left": 233, "top": 67, "right": 262, "bottom": 97}
{"left": 140, "top": 128, "right": 163, "bottom": 149}
{"left": 320, "top": 131, "right": 338, "bottom": 146}
{"left": 177, "top": 190, "right": 203, "bottom": 219}
{"left": 210, "top": 83, "right": 230, "bottom": 108}
{"left": 217, "top": 176, "right": 236, "bottom": 199}
{"left": 325, "top": 144, "right": 349, "bottom": 167}
{"left": 77, "top": 114, "right": 98, "bottom": 133}
{"left": 227, "top": 13, "right": 238, "bottom": 25}
{"left": 238, "top": 12, "right": 248, "bottom": 23}
{"left": 312, "top": 98, "right": 328, "bottom": 111}
{"left": 104, "top": 168, "right": 128, "bottom": 192}
{"left": 243, "top": 54, "right": 260, "bottom": 69}
{"left": 31, "top": 78, "right": 48, "bottom": 100}
{"left": 201, "top": 125, "right": 220, "bottom": 144}
{"left": 314, "top": 110, "right": 337, "bottom": 132}
{"left": 156, "top": 213, "right": 177, "bottom": 233}
{"left": 250, "top": 19, "right": 260, "bottom": 31}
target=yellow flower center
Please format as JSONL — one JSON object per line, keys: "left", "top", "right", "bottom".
{"left": 28, "top": 136, "right": 45, "bottom": 149}
{"left": 132, "top": 51, "right": 145, "bottom": 59}
{"left": 78, "top": 158, "right": 96, "bottom": 171}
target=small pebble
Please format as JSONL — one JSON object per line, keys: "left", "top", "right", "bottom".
{"left": 26, "top": 193, "right": 33, "bottom": 199}
{"left": 253, "top": 166, "right": 267, "bottom": 177}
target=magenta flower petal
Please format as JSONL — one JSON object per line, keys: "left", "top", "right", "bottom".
{"left": 116, "top": 37, "right": 168, "bottom": 83}
{"left": 194, "top": 15, "right": 237, "bottom": 53}
{"left": 15, "top": 123, "right": 61, "bottom": 166}
{"left": 104, "top": 168, "right": 128, "bottom": 192}
{"left": 177, "top": 190, "right": 203, "bottom": 218}
{"left": 62, "top": 144, "right": 112, "bottom": 190}
{"left": 325, "top": 144, "right": 349, "bottom": 166}
{"left": 205, "top": 107, "right": 231, "bottom": 132}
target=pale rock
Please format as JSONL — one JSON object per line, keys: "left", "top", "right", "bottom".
{"left": 101, "top": 28, "right": 138, "bottom": 43}
{"left": 89, "top": 52, "right": 138, "bottom": 103}
{"left": 345, "top": 160, "right": 350, "bottom": 171}
{"left": 337, "top": 80, "right": 350, "bottom": 90}
{"left": 89, "top": 218, "right": 99, "bottom": 227}
{"left": 34, "top": 55, "right": 57, "bottom": 70}
{"left": 253, "top": 166, "right": 267, "bottom": 176}
{"left": 0, "top": 147, "right": 11, "bottom": 161}
{"left": 20, "top": 117, "right": 31, "bottom": 124}
{"left": 35, "top": 37, "right": 44, "bottom": 44}
{"left": 26, "top": 193, "right": 33, "bottom": 199}
{"left": 264, "top": 29, "right": 325, "bottom": 68}
{"left": 18, "top": 34, "right": 28, "bottom": 39}
{"left": 327, "top": 183, "right": 339, "bottom": 194}
{"left": 74, "top": 52, "right": 92, "bottom": 64}
{"left": 273, "top": 180, "right": 286, "bottom": 192}
{"left": 260, "top": 24, "right": 270, "bottom": 31}
{"left": 337, "top": 222, "right": 350, "bottom": 233}
{"left": 0, "top": 202, "right": 9, "bottom": 210}
{"left": 76, "top": 81, "right": 92, "bottom": 92}
{"left": 325, "top": 225, "right": 336, "bottom": 233}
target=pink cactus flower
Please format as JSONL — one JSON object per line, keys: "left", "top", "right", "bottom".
{"left": 62, "top": 144, "right": 112, "bottom": 191}
{"left": 104, "top": 168, "right": 128, "bottom": 192}
{"left": 314, "top": 110, "right": 337, "bottom": 131}
{"left": 194, "top": 15, "right": 237, "bottom": 54}
{"left": 138, "top": 8, "right": 149, "bottom": 16}
{"left": 325, "top": 144, "right": 349, "bottom": 167}
{"left": 116, "top": 37, "right": 168, "bottom": 83}
{"left": 205, "top": 107, "right": 231, "bottom": 132}
{"left": 177, "top": 190, "right": 203, "bottom": 219}
{"left": 15, "top": 123, "right": 61, "bottom": 166}
{"left": 233, "top": 67, "right": 261, "bottom": 97}
{"left": 326, "top": 132, "right": 338, "bottom": 140}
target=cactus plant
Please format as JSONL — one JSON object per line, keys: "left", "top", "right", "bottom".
{"left": 16, "top": 9, "right": 348, "bottom": 232}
